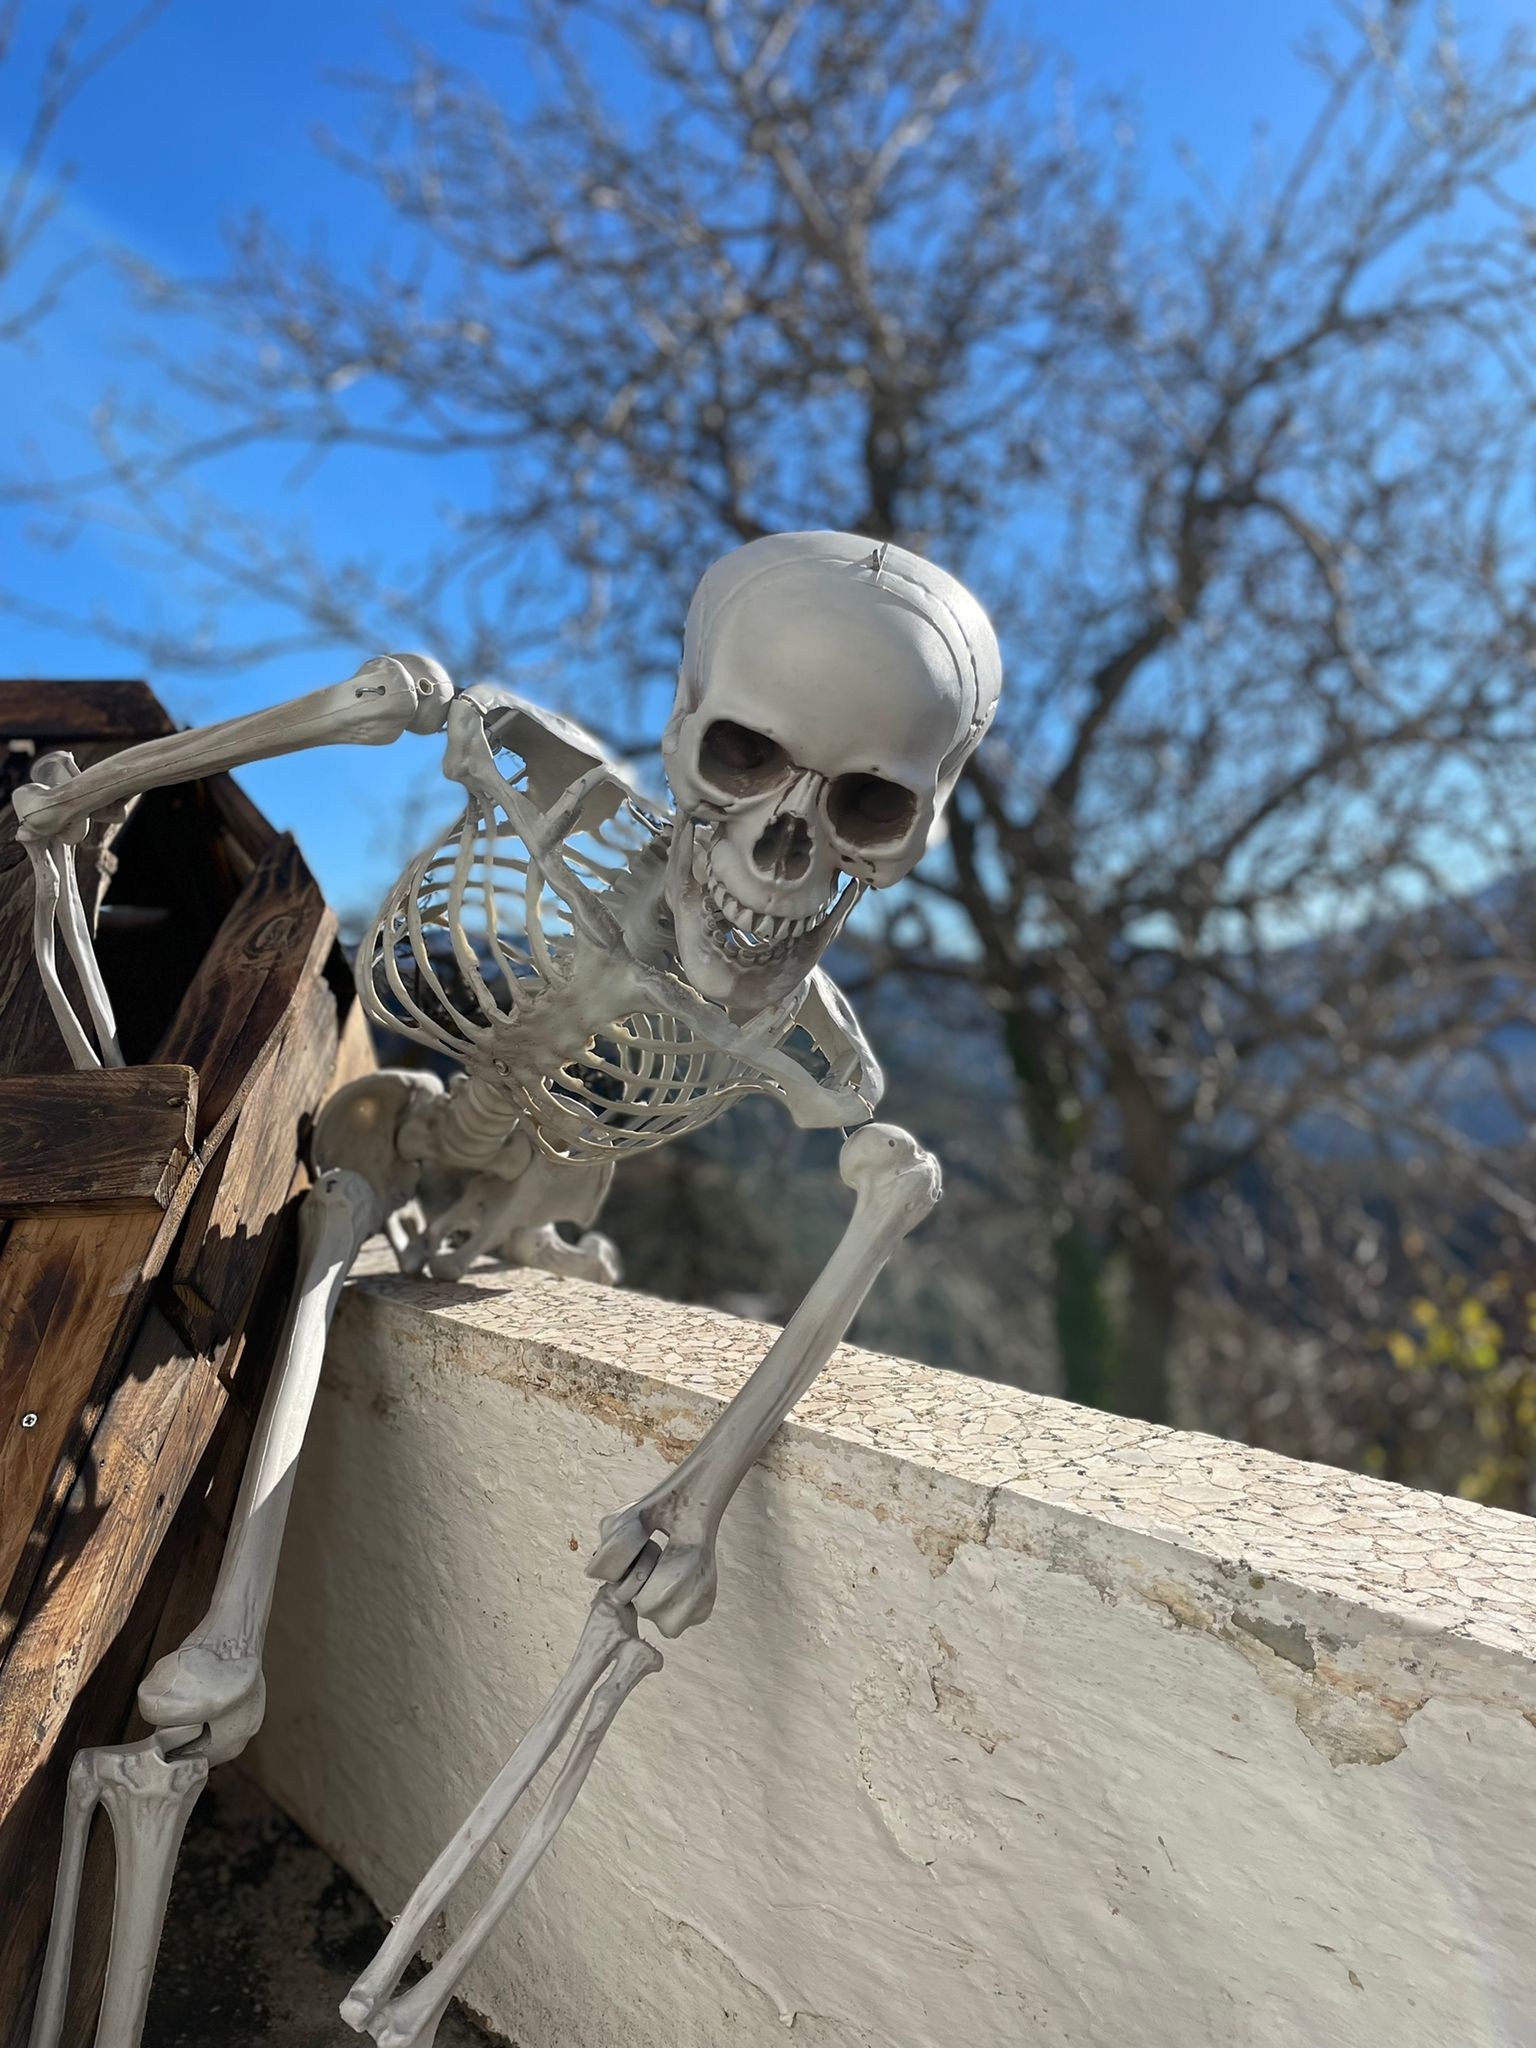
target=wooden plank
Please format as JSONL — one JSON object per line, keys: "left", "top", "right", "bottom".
{"left": 0, "top": 1066, "right": 195, "bottom": 1213}
{"left": 164, "top": 984, "right": 335, "bottom": 1355}
{"left": 328, "top": 957, "right": 378, "bottom": 1097}
{"left": 203, "top": 768, "right": 279, "bottom": 870}
{"left": 0, "top": 850, "right": 335, "bottom": 1661}
{"left": 0, "top": 1202, "right": 184, "bottom": 1654}
{"left": 0, "top": 684, "right": 365, "bottom": 2031}
{"left": 0, "top": 1392, "right": 252, "bottom": 2046}
{"left": 0, "top": 681, "right": 173, "bottom": 742}
{"left": 155, "top": 834, "right": 335, "bottom": 1148}
{"left": 0, "top": 966, "right": 341, "bottom": 1840}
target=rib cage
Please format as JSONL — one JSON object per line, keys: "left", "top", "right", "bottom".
{"left": 356, "top": 766, "right": 763, "bottom": 1162}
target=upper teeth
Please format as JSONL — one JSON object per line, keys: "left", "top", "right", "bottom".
{"left": 705, "top": 872, "right": 830, "bottom": 946}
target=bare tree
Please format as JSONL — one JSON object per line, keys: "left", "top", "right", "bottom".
{"left": 11, "top": 0, "right": 1536, "bottom": 1422}
{"left": 0, "top": 0, "right": 165, "bottom": 344}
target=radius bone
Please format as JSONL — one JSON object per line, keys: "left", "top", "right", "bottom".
{"left": 358, "top": 1636, "right": 663, "bottom": 2048}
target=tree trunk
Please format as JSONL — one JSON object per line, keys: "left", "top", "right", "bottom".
{"left": 1102, "top": 1052, "right": 1181, "bottom": 1424}
{"left": 1000, "top": 1006, "right": 1118, "bottom": 1408}
{"left": 1051, "top": 1215, "right": 1116, "bottom": 1409}
{"left": 1113, "top": 1228, "right": 1178, "bottom": 1423}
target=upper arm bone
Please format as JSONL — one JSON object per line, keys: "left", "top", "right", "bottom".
{"left": 12, "top": 654, "right": 452, "bottom": 846}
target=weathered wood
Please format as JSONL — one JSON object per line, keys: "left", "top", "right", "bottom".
{"left": 0, "top": 678, "right": 375, "bottom": 2038}
{"left": 0, "top": 968, "right": 343, "bottom": 1853}
{"left": 203, "top": 767, "right": 279, "bottom": 870}
{"left": 165, "top": 975, "right": 339, "bottom": 1358}
{"left": 0, "top": 1066, "right": 196, "bottom": 1213}
{"left": 330, "top": 958, "right": 378, "bottom": 1095}
{"left": 155, "top": 833, "right": 335, "bottom": 1149}
{"left": 0, "top": 1194, "right": 192, "bottom": 1655}
{"left": 0, "top": 1393, "right": 251, "bottom": 2047}
{"left": 0, "top": 682, "right": 173, "bottom": 743}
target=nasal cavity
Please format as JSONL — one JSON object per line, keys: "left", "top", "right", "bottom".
{"left": 753, "top": 812, "right": 814, "bottom": 880}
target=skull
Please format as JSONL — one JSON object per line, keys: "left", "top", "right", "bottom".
{"left": 662, "top": 531, "right": 1001, "bottom": 1012}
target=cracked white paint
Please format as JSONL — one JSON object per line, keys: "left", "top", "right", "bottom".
{"left": 249, "top": 1256, "right": 1536, "bottom": 2048}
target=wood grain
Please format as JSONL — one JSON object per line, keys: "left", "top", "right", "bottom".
{"left": 155, "top": 834, "right": 335, "bottom": 1149}
{"left": 0, "top": 1066, "right": 196, "bottom": 1213}
{"left": 0, "top": 1199, "right": 187, "bottom": 1654}
{"left": 0, "top": 967, "right": 343, "bottom": 1875}
{"left": 203, "top": 768, "right": 280, "bottom": 870}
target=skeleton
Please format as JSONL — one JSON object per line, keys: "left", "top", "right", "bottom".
{"left": 13, "top": 530, "right": 1001, "bottom": 2048}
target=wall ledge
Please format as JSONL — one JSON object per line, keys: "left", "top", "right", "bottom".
{"left": 345, "top": 1249, "right": 1536, "bottom": 1670}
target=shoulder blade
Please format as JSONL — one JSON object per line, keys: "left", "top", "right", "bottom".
{"left": 461, "top": 684, "right": 653, "bottom": 824}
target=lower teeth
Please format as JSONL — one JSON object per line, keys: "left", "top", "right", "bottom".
{"left": 698, "top": 880, "right": 836, "bottom": 957}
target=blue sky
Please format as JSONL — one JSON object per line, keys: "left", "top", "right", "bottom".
{"left": 0, "top": 0, "right": 1526, "bottom": 917}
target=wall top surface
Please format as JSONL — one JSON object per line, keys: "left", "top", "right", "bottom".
{"left": 348, "top": 1248, "right": 1536, "bottom": 1673}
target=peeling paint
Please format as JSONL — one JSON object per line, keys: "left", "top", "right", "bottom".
{"left": 1232, "top": 1611, "right": 1315, "bottom": 1671}
{"left": 925, "top": 1629, "right": 1010, "bottom": 1756}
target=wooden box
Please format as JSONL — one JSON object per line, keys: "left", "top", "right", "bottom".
{"left": 0, "top": 682, "right": 371, "bottom": 2041}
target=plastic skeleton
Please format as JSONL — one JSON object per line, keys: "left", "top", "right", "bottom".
{"left": 15, "top": 530, "right": 1001, "bottom": 2048}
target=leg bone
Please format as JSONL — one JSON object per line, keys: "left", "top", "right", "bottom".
{"left": 27, "top": 1749, "right": 108, "bottom": 2048}
{"left": 27, "top": 1738, "right": 209, "bottom": 2048}
{"left": 26, "top": 1168, "right": 380, "bottom": 2048}
{"left": 136, "top": 1168, "right": 380, "bottom": 1761}
{"left": 588, "top": 1122, "right": 941, "bottom": 1636}
{"left": 501, "top": 1221, "right": 622, "bottom": 1287}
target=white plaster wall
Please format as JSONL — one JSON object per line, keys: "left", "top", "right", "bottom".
{"left": 249, "top": 1260, "right": 1536, "bottom": 2048}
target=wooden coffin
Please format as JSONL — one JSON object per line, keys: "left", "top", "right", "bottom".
{"left": 0, "top": 681, "right": 372, "bottom": 2042}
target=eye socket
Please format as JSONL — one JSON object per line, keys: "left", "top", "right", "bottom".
{"left": 696, "top": 719, "right": 790, "bottom": 798}
{"left": 826, "top": 772, "right": 919, "bottom": 850}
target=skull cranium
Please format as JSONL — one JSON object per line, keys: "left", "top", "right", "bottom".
{"left": 662, "top": 531, "right": 1001, "bottom": 1012}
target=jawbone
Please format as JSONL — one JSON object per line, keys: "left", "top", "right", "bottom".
{"left": 663, "top": 820, "right": 859, "bottom": 1017}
